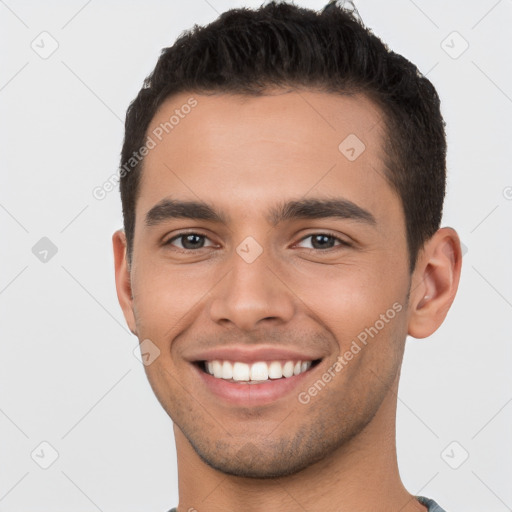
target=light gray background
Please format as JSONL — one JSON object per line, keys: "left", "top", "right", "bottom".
{"left": 1, "top": 0, "right": 511, "bottom": 511}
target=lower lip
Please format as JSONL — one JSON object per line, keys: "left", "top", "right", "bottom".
{"left": 194, "top": 364, "right": 318, "bottom": 406}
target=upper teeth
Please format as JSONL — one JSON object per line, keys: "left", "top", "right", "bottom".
{"left": 205, "top": 360, "right": 312, "bottom": 381}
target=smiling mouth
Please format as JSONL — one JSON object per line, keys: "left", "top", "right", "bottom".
{"left": 195, "top": 359, "right": 322, "bottom": 384}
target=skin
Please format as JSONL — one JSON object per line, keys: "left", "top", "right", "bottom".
{"left": 113, "top": 89, "right": 462, "bottom": 512}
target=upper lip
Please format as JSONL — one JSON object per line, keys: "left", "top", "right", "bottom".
{"left": 187, "top": 345, "right": 324, "bottom": 364}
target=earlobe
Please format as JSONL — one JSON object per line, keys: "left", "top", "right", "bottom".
{"left": 407, "top": 227, "right": 462, "bottom": 339}
{"left": 112, "top": 229, "right": 137, "bottom": 335}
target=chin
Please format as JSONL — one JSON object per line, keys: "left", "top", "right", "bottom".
{"left": 188, "top": 436, "right": 334, "bottom": 479}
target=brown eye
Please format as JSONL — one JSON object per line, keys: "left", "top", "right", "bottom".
{"left": 165, "top": 232, "right": 214, "bottom": 250}
{"left": 297, "top": 233, "right": 351, "bottom": 250}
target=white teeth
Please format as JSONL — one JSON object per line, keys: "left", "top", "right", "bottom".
{"left": 212, "top": 360, "right": 223, "bottom": 378}
{"left": 232, "top": 362, "right": 250, "bottom": 381}
{"left": 222, "top": 361, "right": 233, "bottom": 379}
{"left": 268, "top": 361, "right": 283, "bottom": 379}
{"left": 204, "top": 359, "right": 315, "bottom": 381}
{"left": 283, "top": 361, "right": 295, "bottom": 378}
{"left": 301, "top": 361, "right": 310, "bottom": 373}
{"left": 250, "top": 362, "right": 269, "bottom": 381}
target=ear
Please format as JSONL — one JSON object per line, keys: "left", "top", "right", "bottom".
{"left": 112, "top": 229, "right": 137, "bottom": 335}
{"left": 407, "top": 227, "right": 462, "bottom": 339}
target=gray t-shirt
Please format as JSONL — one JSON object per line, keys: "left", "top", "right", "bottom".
{"left": 166, "top": 495, "right": 447, "bottom": 511}
{"left": 417, "top": 495, "right": 448, "bottom": 511}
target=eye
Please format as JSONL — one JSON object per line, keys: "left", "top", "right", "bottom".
{"left": 296, "top": 233, "right": 351, "bottom": 250}
{"left": 164, "top": 232, "right": 216, "bottom": 251}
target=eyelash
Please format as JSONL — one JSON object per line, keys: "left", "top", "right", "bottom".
{"left": 163, "top": 231, "right": 352, "bottom": 252}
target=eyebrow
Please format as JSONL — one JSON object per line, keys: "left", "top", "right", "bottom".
{"left": 144, "top": 197, "right": 376, "bottom": 227}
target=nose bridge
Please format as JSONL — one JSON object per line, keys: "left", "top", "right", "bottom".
{"left": 209, "top": 236, "right": 295, "bottom": 330}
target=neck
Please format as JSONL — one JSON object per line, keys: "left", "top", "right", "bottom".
{"left": 173, "top": 374, "right": 427, "bottom": 512}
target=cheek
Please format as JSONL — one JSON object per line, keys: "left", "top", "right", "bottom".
{"left": 283, "top": 258, "right": 406, "bottom": 336}
{"left": 131, "top": 257, "right": 218, "bottom": 337}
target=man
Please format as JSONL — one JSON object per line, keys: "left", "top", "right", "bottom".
{"left": 113, "top": 1, "right": 461, "bottom": 511}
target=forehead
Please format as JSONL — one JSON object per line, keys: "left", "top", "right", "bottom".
{"left": 146, "top": 89, "right": 384, "bottom": 161}
{"left": 137, "top": 89, "right": 395, "bottom": 222}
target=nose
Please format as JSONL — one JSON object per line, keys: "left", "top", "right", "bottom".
{"left": 209, "top": 247, "right": 296, "bottom": 332}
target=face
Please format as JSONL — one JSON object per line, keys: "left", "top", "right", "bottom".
{"left": 117, "top": 89, "right": 413, "bottom": 477}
